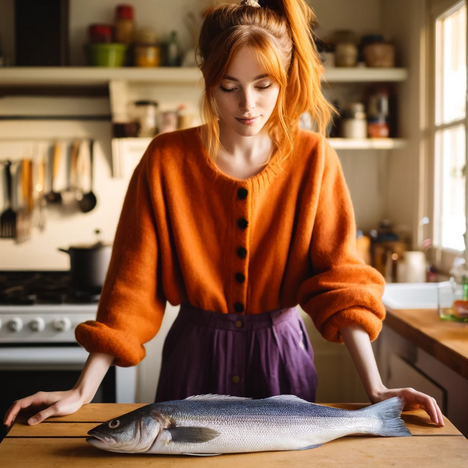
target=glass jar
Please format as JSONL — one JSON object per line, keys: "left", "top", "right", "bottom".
{"left": 88, "top": 24, "right": 113, "bottom": 43}
{"left": 130, "top": 101, "right": 158, "bottom": 137}
{"left": 335, "top": 42, "right": 358, "bottom": 67}
{"left": 134, "top": 27, "right": 160, "bottom": 67}
{"left": 438, "top": 278, "right": 468, "bottom": 322}
{"left": 363, "top": 41, "right": 395, "bottom": 68}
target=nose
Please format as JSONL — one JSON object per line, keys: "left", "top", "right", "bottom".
{"left": 239, "top": 89, "right": 255, "bottom": 112}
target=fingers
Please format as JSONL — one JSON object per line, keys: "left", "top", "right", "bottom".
{"left": 400, "top": 388, "right": 445, "bottom": 426}
{"left": 27, "top": 404, "right": 60, "bottom": 426}
{"left": 3, "top": 392, "right": 59, "bottom": 427}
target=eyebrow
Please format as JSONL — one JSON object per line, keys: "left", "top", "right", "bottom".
{"left": 223, "top": 74, "right": 270, "bottom": 82}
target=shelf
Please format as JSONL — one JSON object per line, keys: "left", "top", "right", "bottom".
{"left": 323, "top": 68, "right": 408, "bottom": 82}
{"left": 328, "top": 138, "right": 407, "bottom": 149}
{"left": 0, "top": 67, "right": 408, "bottom": 87}
{"left": 111, "top": 136, "right": 407, "bottom": 178}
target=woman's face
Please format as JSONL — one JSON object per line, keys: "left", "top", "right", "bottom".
{"left": 213, "top": 47, "right": 280, "bottom": 137}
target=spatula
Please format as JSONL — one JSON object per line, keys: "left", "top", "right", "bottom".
{"left": 0, "top": 161, "right": 17, "bottom": 239}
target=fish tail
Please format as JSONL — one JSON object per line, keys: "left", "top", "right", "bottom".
{"left": 357, "top": 397, "right": 411, "bottom": 437}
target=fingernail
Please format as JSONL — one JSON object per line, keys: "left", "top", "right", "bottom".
{"left": 28, "top": 418, "right": 35, "bottom": 425}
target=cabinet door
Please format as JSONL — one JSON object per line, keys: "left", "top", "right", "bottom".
{"left": 387, "top": 353, "right": 446, "bottom": 411}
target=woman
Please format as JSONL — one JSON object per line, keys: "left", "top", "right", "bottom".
{"left": 4, "top": 0, "right": 444, "bottom": 428}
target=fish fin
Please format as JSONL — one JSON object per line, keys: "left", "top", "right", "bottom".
{"left": 166, "top": 427, "right": 220, "bottom": 443}
{"left": 183, "top": 453, "right": 221, "bottom": 457}
{"left": 357, "top": 397, "right": 412, "bottom": 437}
{"left": 184, "top": 394, "right": 251, "bottom": 401}
{"left": 264, "top": 395, "right": 309, "bottom": 404}
{"left": 292, "top": 444, "right": 323, "bottom": 451}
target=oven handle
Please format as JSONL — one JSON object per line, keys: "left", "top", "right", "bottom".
{"left": 0, "top": 346, "right": 89, "bottom": 370}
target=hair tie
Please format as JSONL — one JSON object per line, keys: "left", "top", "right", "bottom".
{"left": 241, "top": 0, "right": 261, "bottom": 7}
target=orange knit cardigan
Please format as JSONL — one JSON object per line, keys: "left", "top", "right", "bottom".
{"left": 75, "top": 126, "right": 386, "bottom": 367}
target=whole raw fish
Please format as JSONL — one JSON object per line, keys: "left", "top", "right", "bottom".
{"left": 87, "top": 394, "right": 411, "bottom": 456}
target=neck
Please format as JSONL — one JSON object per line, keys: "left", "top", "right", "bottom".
{"left": 217, "top": 120, "right": 273, "bottom": 162}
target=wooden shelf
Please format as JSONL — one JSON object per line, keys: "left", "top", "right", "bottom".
{"left": 0, "top": 66, "right": 408, "bottom": 86}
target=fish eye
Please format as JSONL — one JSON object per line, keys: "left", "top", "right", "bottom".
{"left": 108, "top": 419, "right": 120, "bottom": 429}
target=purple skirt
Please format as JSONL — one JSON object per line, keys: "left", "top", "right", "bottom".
{"left": 155, "top": 303, "right": 318, "bottom": 403}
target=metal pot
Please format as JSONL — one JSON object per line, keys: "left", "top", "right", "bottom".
{"left": 59, "top": 229, "right": 112, "bottom": 291}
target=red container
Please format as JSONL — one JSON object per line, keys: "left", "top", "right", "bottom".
{"left": 116, "top": 5, "right": 134, "bottom": 19}
{"left": 88, "top": 24, "right": 113, "bottom": 43}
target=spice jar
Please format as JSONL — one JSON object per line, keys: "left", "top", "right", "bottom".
{"left": 341, "top": 102, "right": 367, "bottom": 139}
{"left": 134, "top": 27, "right": 160, "bottom": 67}
{"left": 115, "top": 5, "right": 134, "bottom": 44}
{"left": 88, "top": 24, "right": 113, "bottom": 43}
{"left": 335, "top": 42, "right": 358, "bottom": 67}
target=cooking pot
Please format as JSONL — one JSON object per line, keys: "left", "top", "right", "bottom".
{"left": 59, "top": 229, "right": 112, "bottom": 291}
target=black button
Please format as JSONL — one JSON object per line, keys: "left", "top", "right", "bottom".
{"left": 237, "top": 187, "right": 248, "bottom": 200}
{"left": 235, "top": 273, "right": 245, "bottom": 283}
{"left": 237, "top": 247, "right": 247, "bottom": 259}
{"left": 237, "top": 218, "right": 248, "bottom": 229}
{"left": 234, "top": 302, "right": 244, "bottom": 312}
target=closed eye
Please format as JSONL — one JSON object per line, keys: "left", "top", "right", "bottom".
{"left": 220, "top": 84, "right": 272, "bottom": 93}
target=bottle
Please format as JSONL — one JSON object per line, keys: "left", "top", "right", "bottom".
{"left": 166, "top": 31, "right": 180, "bottom": 67}
{"left": 115, "top": 5, "right": 135, "bottom": 44}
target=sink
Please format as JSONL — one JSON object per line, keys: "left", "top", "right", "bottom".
{"left": 382, "top": 283, "right": 438, "bottom": 310}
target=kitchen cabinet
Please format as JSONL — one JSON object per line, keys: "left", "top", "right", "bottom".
{"left": 378, "top": 306, "right": 468, "bottom": 437}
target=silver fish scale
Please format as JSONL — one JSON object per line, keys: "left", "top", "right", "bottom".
{"left": 148, "top": 397, "right": 384, "bottom": 454}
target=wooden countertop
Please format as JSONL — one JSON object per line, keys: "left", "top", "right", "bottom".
{"left": 1, "top": 403, "right": 468, "bottom": 467}
{"left": 384, "top": 307, "right": 468, "bottom": 379}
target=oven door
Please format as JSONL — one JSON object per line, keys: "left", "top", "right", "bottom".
{"left": 0, "top": 343, "right": 135, "bottom": 443}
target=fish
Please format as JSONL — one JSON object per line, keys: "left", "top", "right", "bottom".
{"left": 86, "top": 394, "right": 411, "bottom": 456}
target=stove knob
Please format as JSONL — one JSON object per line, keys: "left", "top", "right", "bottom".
{"left": 53, "top": 317, "right": 72, "bottom": 332}
{"left": 8, "top": 318, "right": 23, "bottom": 332}
{"left": 30, "top": 317, "right": 46, "bottom": 332}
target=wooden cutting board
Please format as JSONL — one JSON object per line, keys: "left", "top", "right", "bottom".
{"left": 1, "top": 403, "right": 468, "bottom": 467}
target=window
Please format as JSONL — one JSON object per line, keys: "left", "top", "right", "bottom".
{"left": 433, "top": 2, "right": 467, "bottom": 253}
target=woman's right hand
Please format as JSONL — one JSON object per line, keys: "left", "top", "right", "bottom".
{"left": 3, "top": 388, "right": 87, "bottom": 428}
{"left": 4, "top": 351, "right": 115, "bottom": 429}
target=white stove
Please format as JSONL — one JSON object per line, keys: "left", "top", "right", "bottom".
{"left": 0, "top": 303, "right": 97, "bottom": 343}
{"left": 0, "top": 272, "right": 136, "bottom": 422}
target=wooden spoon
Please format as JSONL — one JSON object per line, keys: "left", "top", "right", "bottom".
{"left": 45, "top": 143, "right": 62, "bottom": 204}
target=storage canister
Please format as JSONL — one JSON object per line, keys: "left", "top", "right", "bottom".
{"left": 115, "top": 5, "right": 134, "bottom": 44}
{"left": 134, "top": 27, "right": 160, "bottom": 67}
{"left": 341, "top": 102, "right": 367, "bottom": 139}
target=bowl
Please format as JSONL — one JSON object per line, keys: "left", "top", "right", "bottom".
{"left": 84, "top": 43, "right": 128, "bottom": 67}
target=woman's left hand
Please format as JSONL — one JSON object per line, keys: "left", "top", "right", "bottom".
{"left": 370, "top": 386, "right": 445, "bottom": 426}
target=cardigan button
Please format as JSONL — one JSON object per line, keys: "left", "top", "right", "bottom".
{"left": 237, "top": 217, "right": 248, "bottom": 229}
{"left": 234, "top": 302, "right": 244, "bottom": 312}
{"left": 232, "top": 375, "right": 240, "bottom": 384}
{"left": 235, "top": 319, "right": 243, "bottom": 328}
{"left": 237, "top": 247, "right": 247, "bottom": 259}
{"left": 235, "top": 273, "right": 245, "bottom": 283}
{"left": 237, "top": 187, "right": 248, "bottom": 200}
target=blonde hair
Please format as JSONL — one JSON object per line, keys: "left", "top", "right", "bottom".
{"left": 197, "top": 0, "right": 335, "bottom": 165}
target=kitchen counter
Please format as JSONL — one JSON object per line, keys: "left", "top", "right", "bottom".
{"left": 1, "top": 403, "right": 467, "bottom": 467}
{"left": 384, "top": 307, "right": 468, "bottom": 379}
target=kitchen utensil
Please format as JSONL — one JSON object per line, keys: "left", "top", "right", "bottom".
{"left": 79, "top": 140, "right": 97, "bottom": 213}
{"left": 34, "top": 155, "right": 47, "bottom": 231}
{"left": 0, "top": 161, "right": 17, "bottom": 239}
{"left": 45, "top": 143, "right": 62, "bottom": 205}
{"left": 14, "top": 161, "right": 30, "bottom": 243}
{"left": 58, "top": 229, "right": 112, "bottom": 291}
{"left": 61, "top": 140, "right": 80, "bottom": 211}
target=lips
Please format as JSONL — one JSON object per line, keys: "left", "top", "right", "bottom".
{"left": 236, "top": 116, "right": 259, "bottom": 125}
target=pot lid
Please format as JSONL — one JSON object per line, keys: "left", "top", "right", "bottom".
{"left": 68, "top": 229, "right": 112, "bottom": 250}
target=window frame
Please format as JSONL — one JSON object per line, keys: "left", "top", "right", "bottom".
{"left": 425, "top": 0, "right": 468, "bottom": 274}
